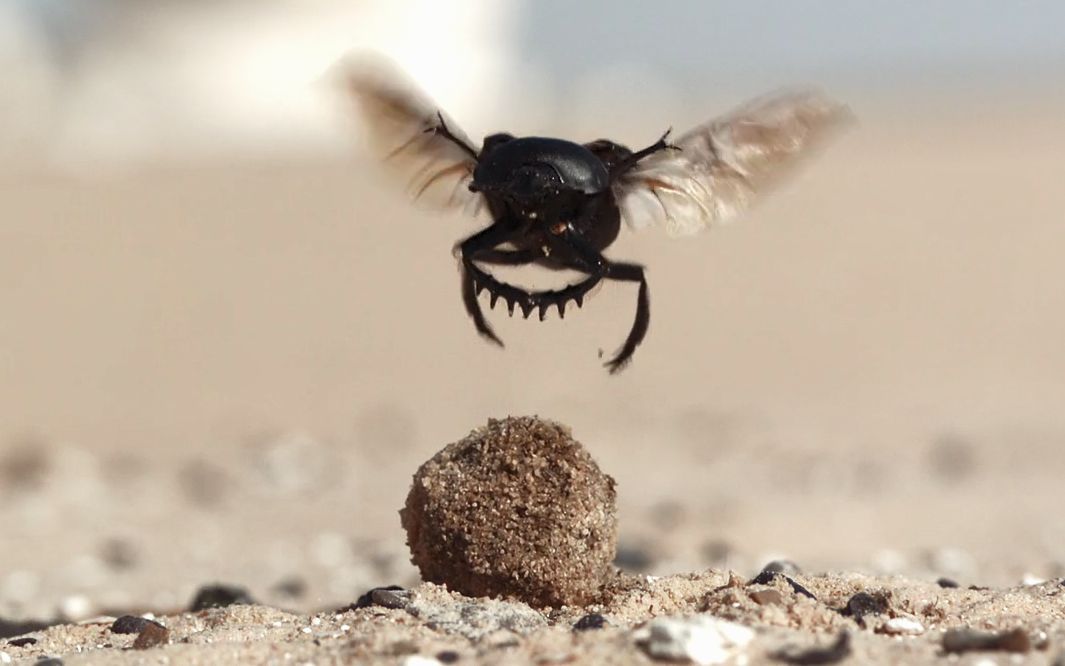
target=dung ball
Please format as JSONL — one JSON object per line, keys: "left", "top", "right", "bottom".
{"left": 401, "top": 416, "right": 617, "bottom": 607}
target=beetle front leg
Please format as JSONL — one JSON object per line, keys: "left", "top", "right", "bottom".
{"left": 456, "top": 224, "right": 516, "bottom": 346}
{"left": 609, "top": 129, "right": 679, "bottom": 179}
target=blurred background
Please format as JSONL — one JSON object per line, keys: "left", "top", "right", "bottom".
{"left": 2, "top": 0, "right": 1065, "bottom": 620}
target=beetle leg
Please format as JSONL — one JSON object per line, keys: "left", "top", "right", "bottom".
{"left": 427, "top": 111, "right": 480, "bottom": 161}
{"left": 554, "top": 232, "right": 650, "bottom": 373}
{"left": 457, "top": 224, "right": 517, "bottom": 346}
{"left": 609, "top": 128, "right": 679, "bottom": 179}
{"left": 464, "top": 259, "right": 602, "bottom": 322}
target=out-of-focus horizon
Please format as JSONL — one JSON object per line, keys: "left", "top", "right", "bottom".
{"left": 3, "top": 0, "right": 1065, "bottom": 170}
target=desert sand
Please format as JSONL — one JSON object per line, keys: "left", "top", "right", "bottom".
{"left": 3, "top": 95, "right": 1065, "bottom": 663}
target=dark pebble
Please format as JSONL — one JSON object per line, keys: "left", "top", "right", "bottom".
{"left": 271, "top": 576, "right": 307, "bottom": 600}
{"left": 36, "top": 658, "right": 64, "bottom": 666}
{"left": 189, "top": 584, "right": 255, "bottom": 611}
{"left": 761, "top": 560, "right": 802, "bottom": 576}
{"left": 0, "top": 618, "right": 53, "bottom": 640}
{"left": 345, "top": 585, "right": 407, "bottom": 610}
{"left": 6, "top": 636, "right": 37, "bottom": 647}
{"left": 110, "top": 615, "right": 161, "bottom": 635}
{"left": 436, "top": 650, "right": 461, "bottom": 663}
{"left": 771, "top": 631, "right": 851, "bottom": 665}
{"left": 613, "top": 545, "right": 654, "bottom": 571}
{"left": 936, "top": 577, "right": 959, "bottom": 588}
{"left": 573, "top": 613, "right": 608, "bottom": 631}
{"left": 841, "top": 590, "right": 892, "bottom": 627}
{"left": 748, "top": 570, "right": 816, "bottom": 600}
{"left": 942, "top": 627, "right": 1031, "bottom": 654}
{"left": 132, "top": 622, "right": 170, "bottom": 650}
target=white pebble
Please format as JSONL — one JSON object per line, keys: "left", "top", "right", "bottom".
{"left": 633, "top": 616, "right": 754, "bottom": 666}
{"left": 60, "top": 594, "right": 95, "bottom": 621}
{"left": 311, "top": 616, "right": 322, "bottom": 626}
{"left": 301, "top": 626, "right": 312, "bottom": 634}
{"left": 401, "top": 657, "right": 442, "bottom": 666}
{"left": 882, "top": 617, "right": 924, "bottom": 635}
{"left": 0, "top": 651, "right": 11, "bottom": 664}
{"left": 1021, "top": 573, "right": 1045, "bottom": 586}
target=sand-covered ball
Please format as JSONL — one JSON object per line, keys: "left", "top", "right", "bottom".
{"left": 401, "top": 416, "right": 617, "bottom": 607}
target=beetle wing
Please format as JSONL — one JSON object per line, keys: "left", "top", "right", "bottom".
{"left": 616, "top": 88, "right": 853, "bottom": 236}
{"left": 341, "top": 55, "right": 484, "bottom": 215}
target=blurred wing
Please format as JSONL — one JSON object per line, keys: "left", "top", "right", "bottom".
{"left": 341, "top": 55, "right": 483, "bottom": 215}
{"left": 617, "top": 88, "right": 853, "bottom": 236}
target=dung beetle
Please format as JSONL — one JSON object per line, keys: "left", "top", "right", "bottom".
{"left": 344, "top": 55, "right": 851, "bottom": 373}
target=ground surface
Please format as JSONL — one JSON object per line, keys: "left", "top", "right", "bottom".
{"left": 3, "top": 99, "right": 1065, "bottom": 663}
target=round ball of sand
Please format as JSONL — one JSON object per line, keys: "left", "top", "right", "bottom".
{"left": 401, "top": 416, "right": 617, "bottom": 607}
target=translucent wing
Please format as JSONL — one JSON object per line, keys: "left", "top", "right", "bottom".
{"left": 340, "top": 55, "right": 483, "bottom": 215}
{"left": 616, "top": 88, "right": 853, "bottom": 236}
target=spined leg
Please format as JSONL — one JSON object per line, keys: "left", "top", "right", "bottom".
{"left": 464, "top": 259, "right": 602, "bottom": 321}
{"left": 457, "top": 223, "right": 516, "bottom": 346}
{"left": 554, "top": 233, "right": 651, "bottom": 373}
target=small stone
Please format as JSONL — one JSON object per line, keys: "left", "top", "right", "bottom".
{"left": 270, "top": 577, "right": 307, "bottom": 600}
{"left": 59, "top": 594, "right": 94, "bottom": 621}
{"left": 747, "top": 570, "right": 815, "bottom": 600}
{"left": 35, "top": 658, "right": 63, "bottom": 666}
{"left": 0, "top": 652, "right": 9, "bottom": 664}
{"left": 189, "top": 584, "right": 255, "bottom": 611}
{"left": 880, "top": 617, "right": 924, "bottom": 636}
{"left": 573, "top": 613, "right": 608, "bottom": 631}
{"left": 760, "top": 560, "right": 802, "bottom": 576}
{"left": 348, "top": 585, "right": 406, "bottom": 610}
{"left": 936, "top": 577, "right": 959, "bottom": 588}
{"left": 405, "top": 595, "right": 547, "bottom": 641}
{"left": 942, "top": 628, "right": 1031, "bottom": 654}
{"left": 749, "top": 589, "right": 784, "bottom": 605}
{"left": 435, "top": 650, "right": 460, "bottom": 664}
{"left": 5, "top": 637, "right": 36, "bottom": 647}
{"left": 132, "top": 622, "right": 169, "bottom": 650}
{"left": 771, "top": 631, "right": 851, "bottom": 665}
{"left": 110, "top": 616, "right": 159, "bottom": 635}
{"left": 633, "top": 616, "right": 754, "bottom": 666}
{"left": 401, "top": 417, "right": 617, "bottom": 607}
{"left": 401, "top": 657, "right": 442, "bottom": 666}
{"left": 842, "top": 590, "right": 892, "bottom": 626}
{"left": 614, "top": 544, "right": 654, "bottom": 572}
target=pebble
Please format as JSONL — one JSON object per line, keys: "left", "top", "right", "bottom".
{"left": 747, "top": 570, "right": 815, "bottom": 600}
{"left": 5, "top": 637, "right": 36, "bottom": 647}
{"left": 0, "top": 652, "right": 9, "bottom": 664}
{"left": 881, "top": 617, "right": 924, "bottom": 636}
{"left": 405, "top": 595, "right": 547, "bottom": 641}
{"left": 189, "top": 584, "right": 255, "bottom": 611}
{"left": 573, "top": 613, "right": 608, "bottom": 631}
{"left": 633, "top": 616, "right": 754, "bottom": 666}
{"left": 401, "top": 657, "right": 442, "bottom": 666}
{"left": 349, "top": 585, "right": 407, "bottom": 610}
{"left": 749, "top": 589, "right": 784, "bottom": 606}
{"left": 58, "top": 594, "right": 94, "bottom": 622}
{"left": 842, "top": 590, "right": 891, "bottom": 626}
{"left": 771, "top": 631, "right": 851, "bottom": 665}
{"left": 942, "top": 628, "right": 1031, "bottom": 654}
{"left": 132, "top": 622, "right": 170, "bottom": 650}
{"left": 110, "top": 615, "right": 159, "bottom": 635}
{"left": 936, "top": 577, "right": 959, "bottom": 588}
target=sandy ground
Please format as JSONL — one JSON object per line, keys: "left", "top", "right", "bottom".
{"left": 3, "top": 96, "right": 1065, "bottom": 662}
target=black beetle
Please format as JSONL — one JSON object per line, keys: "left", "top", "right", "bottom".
{"left": 344, "top": 56, "right": 851, "bottom": 372}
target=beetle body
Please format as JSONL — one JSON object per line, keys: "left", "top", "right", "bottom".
{"left": 471, "top": 136, "right": 623, "bottom": 264}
